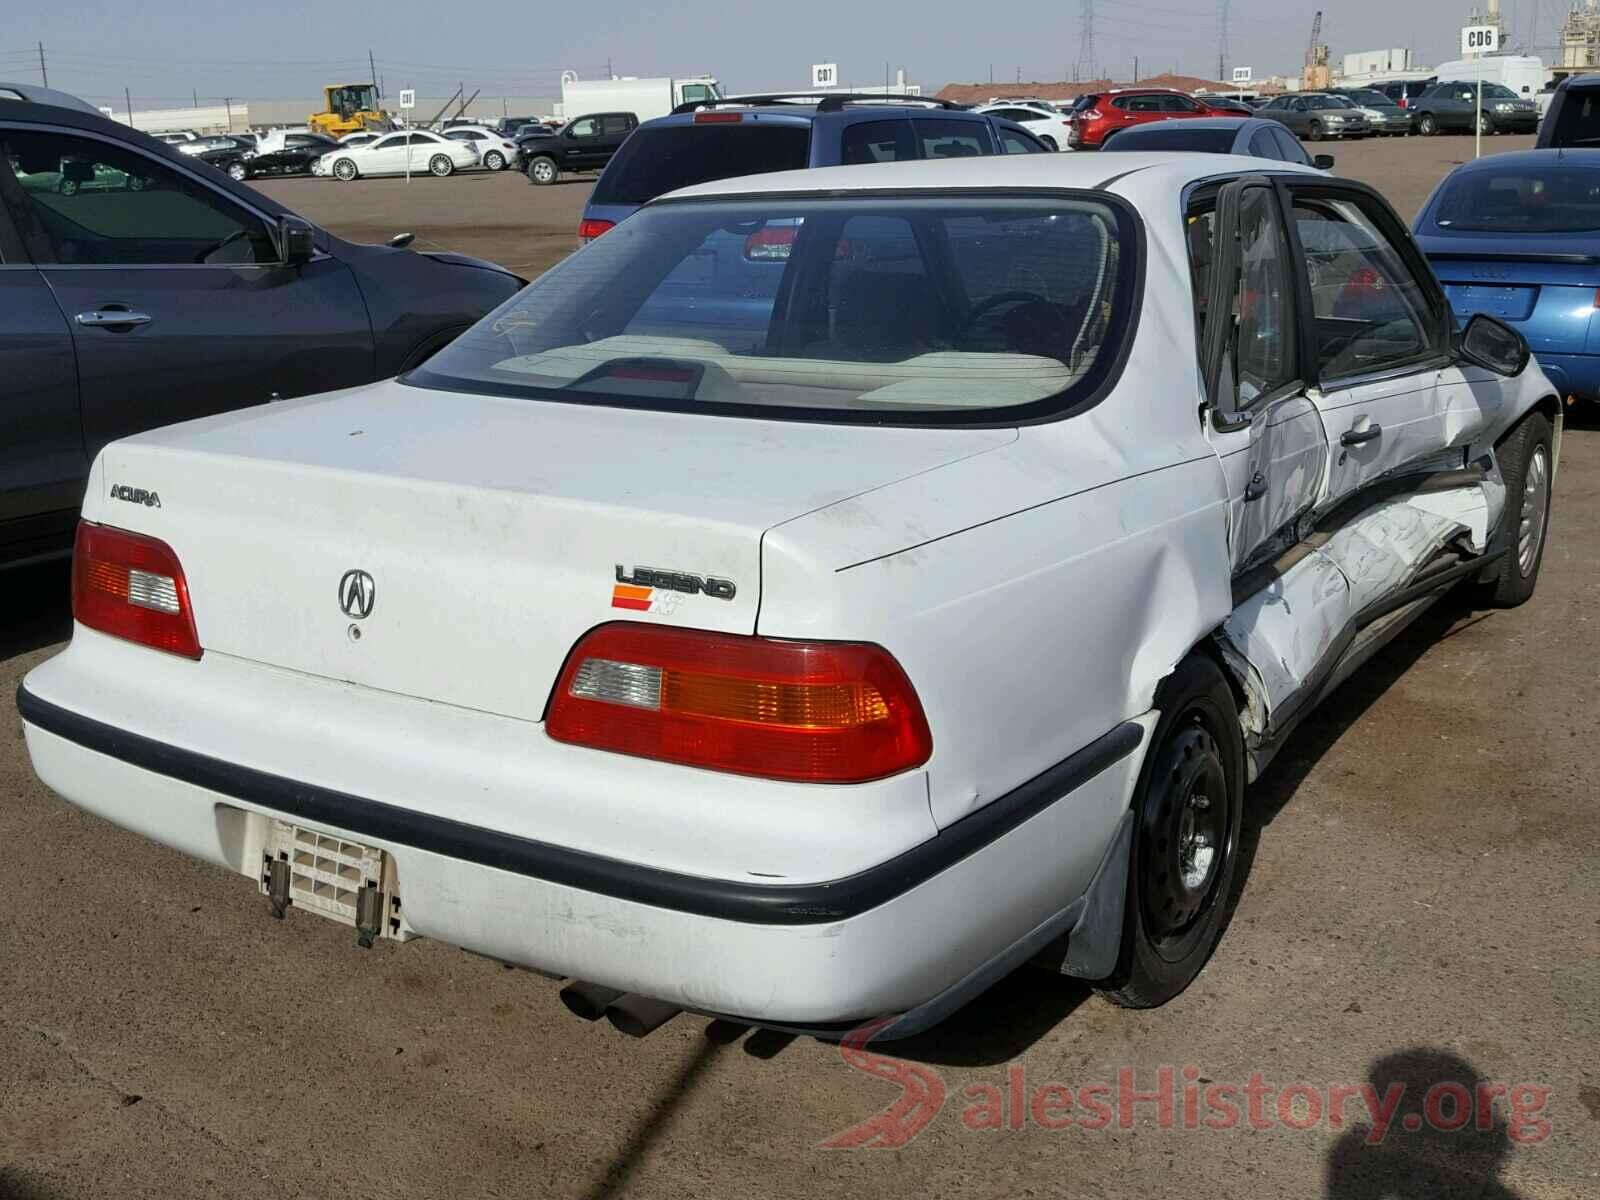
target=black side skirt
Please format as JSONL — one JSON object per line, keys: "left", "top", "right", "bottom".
{"left": 17, "top": 685, "right": 1143, "bottom": 927}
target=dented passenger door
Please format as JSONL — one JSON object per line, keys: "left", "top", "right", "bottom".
{"left": 1194, "top": 178, "right": 1329, "bottom": 573}
{"left": 1282, "top": 182, "right": 1461, "bottom": 513}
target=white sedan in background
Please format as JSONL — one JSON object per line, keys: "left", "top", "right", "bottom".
{"left": 321, "top": 129, "right": 479, "bottom": 180}
{"left": 975, "top": 101, "right": 1075, "bottom": 149}
{"left": 440, "top": 124, "right": 519, "bottom": 171}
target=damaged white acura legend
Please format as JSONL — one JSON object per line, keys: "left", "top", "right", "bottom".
{"left": 20, "top": 152, "right": 1559, "bottom": 1039}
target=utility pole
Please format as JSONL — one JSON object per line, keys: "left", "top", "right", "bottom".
{"left": 193, "top": 88, "right": 199, "bottom": 108}
{"left": 1133, "top": 55, "right": 1139, "bottom": 82}
{"left": 37, "top": 42, "right": 47, "bottom": 86}
{"left": 1218, "top": 0, "right": 1230, "bottom": 82}
{"left": 125, "top": 87, "right": 133, "bottom": 125}
{"left": 369, "top": 49, "right": 379, "bottom": 97}
{"left": 224, "top": 97, "right": 233, "bottom": 130}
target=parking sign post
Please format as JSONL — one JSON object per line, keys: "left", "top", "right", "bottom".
{"left": 1232, "top": 66, "right": 1252, "bottom": 102}
{"left": 1461, "top": 24, "right": 1499, "bottom": 159}
{"left": 398, "top": 88, "right": 417, "bottom": 182}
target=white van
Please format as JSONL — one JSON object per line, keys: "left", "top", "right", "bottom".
{"left": 1430, "top": 54, "right": 1548, "bottom": 99}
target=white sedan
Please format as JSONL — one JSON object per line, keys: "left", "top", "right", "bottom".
{"left": 975, "top": 101, "right": 1076, "bottom": 149}
{"left": 320, "top": 129, "right": 478, "bottom": 180}
{"left": 21, "top": 153, "right": 1557, "bottom": 1040}
{"left": 440, "top": 124, "right": 519, "bottom": 171}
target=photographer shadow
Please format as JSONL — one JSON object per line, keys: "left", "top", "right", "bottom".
{"left": 1325, "top": 1047, "right": 1529, "bottom": 1200}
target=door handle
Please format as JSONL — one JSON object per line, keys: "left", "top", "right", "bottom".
{"left": 1243, "top": 472, "right": 1268, "bottom": 502}
{"left": 76, "top": 309, "right": 152, "bottom": 328}
{"left": 1340, "top": 422, "right": 1383, "bottom": 446}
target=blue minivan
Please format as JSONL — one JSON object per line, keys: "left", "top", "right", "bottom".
{"left": 577, "top": 93, "right": 1044, "bottom": 242}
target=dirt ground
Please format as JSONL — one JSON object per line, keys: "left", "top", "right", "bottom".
{"left": 3, "top": 131, "right": 1598, "bottom": 1200}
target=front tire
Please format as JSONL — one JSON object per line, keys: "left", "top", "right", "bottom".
{"left": 1307, "top": 119, "right": 1324, "bottom": 141}
{"left": 527, "top": 155, "right": 559, "bottom": 185}
{"left": 429, "top": 154, "right": 454, "bottom": 177}
{"left": 1477, "top": 113, "right": 1496, "bottom": 136}
{"left": 1096, "top": 655, "right": 1245, "bottom": 1009}
{"left": 1418, "top": 113, "right": 1439, "bottom": 136}
{"left": 483, "top": 150, "right": 506, "bottom": 171}
{"left": 226, "top": 162, "right": 248, "bottom": 181}
{"left": 333, "top": 158, "right": 358, "bottom": 181}
{"left": 1485, "top": 411, "right": 1554, "bottom": 608}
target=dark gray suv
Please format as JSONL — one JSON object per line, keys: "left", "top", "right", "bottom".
{"left": 0, "top": 98, "right": 524, "bottom": 569}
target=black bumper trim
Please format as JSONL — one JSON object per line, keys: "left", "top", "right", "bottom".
{"left": 16, "top": 684, "right": 1142, "bottom": 926}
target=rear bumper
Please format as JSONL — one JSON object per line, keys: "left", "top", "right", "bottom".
{"left": 19, "top": 633, "right": 1148, "bottom": 1026}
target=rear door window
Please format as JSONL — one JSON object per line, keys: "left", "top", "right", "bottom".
{"left": 1549, "top": 91, "right": 1600, "bottom": 145}
{"left": 602, "top": 115, "right": 634, "bottom": 136}
{"left": 914, "top": 119, "right": 994, "bottom": 158}
{"left": 591, "top": 124, "right": 812, "bottom": 207}
{"left": 841, "top": 120, "right": 915, "bottom": 163}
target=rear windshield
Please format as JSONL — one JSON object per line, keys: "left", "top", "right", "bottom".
{"left": 410, "top": 195, "right": 1139, "bottom": 425}
{"left": 1343, "top": 90, "right": 1391, "bottom": 106}
{"left": 591, "top": 125, "right": 812, "bottom": 207}
{"left": 1105, "top": 126, "right": 1236, "bottom": 152}
{"left": 1430, "top": 165, "right": 1600, "bottom": 233}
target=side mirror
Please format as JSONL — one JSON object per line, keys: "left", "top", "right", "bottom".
{"left": 1456, "top": 312, "right": 1530, "bottom": 377}
{"left": 1313, "top": 153, "right": 1336, "bottom": 170}
{"left": 278, "top": 215, "right": 316, "bottom": 266}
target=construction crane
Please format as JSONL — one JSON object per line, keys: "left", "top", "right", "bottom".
{"left": 1303, "top": 10, "right": 1331, "bottom": 89}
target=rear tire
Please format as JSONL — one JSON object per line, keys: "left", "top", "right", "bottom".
{"left": 1095, "top": 655, "right": 1245, "bottom": 1010}
{"left": 429, "top": 154, "right": 454, "bottom": 177}
{"left": 527, "top": 155, "right": 559, "bottom": 185}
{"left": 1418, "top": 113, "right": 1439, "bottom": 136}
{"left": 1484, "top": 411, "right": 1554, "bottom": 608}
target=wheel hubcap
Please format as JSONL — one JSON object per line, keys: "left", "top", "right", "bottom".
{"left": 1140, "top": 721, "right": 1229, "bottom": 947}
{"left": 534, "top": 162, "right": 552, "bottom": 181}
{"left": 1518, "top": 445, "right": 1550, "bottom": 577}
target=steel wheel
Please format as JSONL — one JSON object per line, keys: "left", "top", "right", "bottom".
{"left": 1518, "top": 444, "right": 1550, "bottom": 578}
{"left": 333, "top": 158, "right": 358, "bottom": 181}
{"left": 483, "top": 150, "right": 505, "bottom": 170}
{"left": 529, "top": 156, "right": 557, "bottom": 184}
{"left": 1137, "top": 719, "right": 1234, "bottom": 960}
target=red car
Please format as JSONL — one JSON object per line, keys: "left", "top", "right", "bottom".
{"left": 1067, "top": 89, "right": 1237, "bottom": 149}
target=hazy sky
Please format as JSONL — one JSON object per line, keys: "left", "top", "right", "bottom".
{"left": 2, "top": 0, "right": 1564, "bottom": 107}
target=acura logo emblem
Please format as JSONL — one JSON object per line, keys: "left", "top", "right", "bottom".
{"left": 339, "top": 569, "right": 376, "bottom": 620}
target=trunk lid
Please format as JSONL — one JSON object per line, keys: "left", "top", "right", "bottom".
{"left": 92, "top": 380, "right": 1012, "bottom": 723}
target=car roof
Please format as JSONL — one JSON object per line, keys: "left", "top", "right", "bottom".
{"left": 663, "top": 149, "right": 1319, "bottom": 205}
{"left": 1444, "top": 147, "right": 1600, "bottom": 174}
{"left": 635, "top": 101, "right": 989, "bottom": 134}
{"left": 1112, "top": 117, "right": 1254, "bottom": 132}
{"left": 0, "top": 82, "right": 104, "bottom": 114}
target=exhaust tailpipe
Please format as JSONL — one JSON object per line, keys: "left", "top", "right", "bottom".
{"left": 604, "top": 994, "right": 682, "bottom": 1038}
{"left": 559, "top": 980, "right": 625, "bottom": 1021}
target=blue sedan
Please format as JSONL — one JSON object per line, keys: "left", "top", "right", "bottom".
{"left": 1415, "top": 149, "right": 1600, "bottom": 401}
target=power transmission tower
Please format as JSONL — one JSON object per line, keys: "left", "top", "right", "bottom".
{"left": 1076, "top": 0, "right": 1097, "bottom": 81}
{"left": 1217, "top": 0, "right": 1230, "bottom": 79}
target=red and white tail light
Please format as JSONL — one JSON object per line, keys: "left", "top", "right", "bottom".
{"left": 546, "top": 623, "right": 932, "bottom": 783}
{"left": 72, "top": 521, "right": 201, "bottom": 660}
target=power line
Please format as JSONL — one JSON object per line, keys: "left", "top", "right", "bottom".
{"left": 1077, "top": 0, "right": 1098, "bottom": 80}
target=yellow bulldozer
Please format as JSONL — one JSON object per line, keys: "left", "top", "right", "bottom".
{"left": 308, "top": 83, "right": 392, "bottom": 138}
